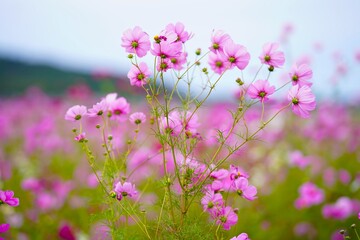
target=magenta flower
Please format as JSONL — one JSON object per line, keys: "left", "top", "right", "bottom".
{"left": 230, "top": 233, "right": 250, "bottom": 240}
{"left": 165, "top": 22, "right": 192, "bottom": 43}
{"left": 215, "top": 206, "right": 238, "bottom": 230}
{"left": 247, "top": 79, "right": 276, "bottom": 102}
{"left": 289, "top": 150, "right": 311, "bottom": 169}
{"left": 289, "top": 63, "right": 313, "bottom": 87}
{"left": 221, "top": 40, "right": 250, "bottom": 70}
{"left": 151, "top": 41, "right": 183, "bottom": 59}
{"left": 0, "top": 190, "right": 19, "bottom": 207}
{"left": 127, "top": 62, "right": 151, "bottom": 87}
{"left": 201, "top": 191, "right": 224, "bottom": 214}
{"left": 287, "top": 85, "right": 316, "bottom": 118}
{"left": 114, "top": 181, "right": 138, "bottom": 201}
{"left": 295, "top": 182, "right": 324, "bottom": 209}
{"left": 88, "top": 100, "right": 108, "bottom": 117}
{"left": 121, "top": 26, "right": 151, "bottom": 58}
{"left": 259, "top": 42, "right": 285, "bottom": 68}
{"left": 232, "top": 177, "right": 257, "bottom": 201}
{"left": 170, "top": 52, "right": 188, "bottom": 71}
{"left": 0, "top": 224, "right": 10, "bottom": 233}
{"left": 229, "top": 165, "right": 249, "bottom": 180}
{"left": 64, "top": 105, "right": 87, "bottom": 121}
{"left": 208, "top": 52, "right": 227, "bottom": 74}
{"left": 322, "top": 197, "right": 354, "bottom": 220}
{"left": 74, "top": 132, "right": 86, "bottom": 142}
{"left": 129, "top": 112, "right": 146, "bottom": 125}
{"left": 209, "top": 30, "right": 231, "bottom": 53}
{"left": 58, "top": 224, "right": 76, "bottom": 240}
{"left": 109, "top": 97, "right": 130, "bottom": 121}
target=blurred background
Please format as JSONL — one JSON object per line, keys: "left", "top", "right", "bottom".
{"left": 1, "top": 0, "right": 360, "bottom": 101}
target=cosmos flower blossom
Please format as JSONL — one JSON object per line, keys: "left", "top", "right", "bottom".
{"left": 109, "top": 97, "right": 130, "bottom": 121}
{"left": 129, "top": 112, "right": 146, "bottom": 125}
{"left": 287, "top": 85, "right": 316, "bottom": 118}
{"left": 247, "top": 79, "right": 276, "bottom": 102}
{"left": 0, "top": 223, "right": 10, "bottom": 233}
{"left": 74, "top": 132, "right": 86, "bottom": 142}
{"left": 114, "top": 182, "right": 138, "bottom": 201}
{"left": 232, "top": 177, "right": 257, "bottom": 201}
{"left": 208, "top": 52, "right": 227, "bottom": 74}
{"left": 121, "top": 26, "right": 151, "bottom": 58}
{"left": 209, "top": 30, "right": 231, "bottom": 53}
{"left": 215, "top": 206, "right": 238, "bottom": 230}
{"left": 289, "top": 63, "right": 313, "bottom": 87}
{"left": 201, "top": 191, "right": 224, "bottom": 215}
{"left": 0, "top": 190, "right": 19, "bottom": 207}
{"left": 221, "top": 40, "right": 250, "bottom": 70}
{"left": 165, "top": 22, "right": 192, "bottom": 43}
{"left": 88, "top": 100, "right": 108, "bottom": 117}
{"left": 230, "top": 233, "right": 250, "bottom": 240}
{"left": 127, "top": 62, "right": 151, "bottom": 87}
{"left": 64, "top": 105, "right": 87, "bottom": 122}
{"left": 259, "top": 42, "right": 285, "bottom": 68}
{"left": 294, "top": 182, "right": 324, "bottom": 209}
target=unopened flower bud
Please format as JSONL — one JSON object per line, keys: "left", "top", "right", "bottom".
{"left": 72, "top": 128, "right": 77, "bottom": 133}
{"left": 127, "top": 140, "right": 132, "bottom": 145}
{"left": 236, "top": 78, "right": 244, "bottom": 86}
{"left": 351, "top": 224, "right": 356, "bottom": 228}
{"left": 96, "top": 124, "right": 101, "bottom": 129}
{"left": 268, "top": 65, "right": 274, "bottom": 72}
{"left": 340, "top": 230, "right": 345, "bottom": 235}
{"left": 195, "top": 48, "right": 201, "bottom": 55}
{"left": 108, "top": 135, "right": 113, "bottom": 141}
{"left": 128, "top": 54, "right": 134, "bottom": 59}
{"left": 110, "top": 191, "right": 117, "bottom": 198}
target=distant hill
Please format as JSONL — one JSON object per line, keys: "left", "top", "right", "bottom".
{"left": 0, "top": 57, "right": 140, "bottom": 98}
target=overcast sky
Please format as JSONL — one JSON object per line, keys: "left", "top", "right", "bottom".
{"left": 0, "top": 0, "right": 359, "bottom": 101}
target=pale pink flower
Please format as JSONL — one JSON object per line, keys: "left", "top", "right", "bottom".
{"left": 109, "top": 97, "right": 130, "bottom": 121}
{"left": 64, "top": 105, "right": 87, "bottom": 121}
{"left": 156, "top": 59, "right": 173, "bottom": 72}
{"left": 229, "top": 165, "right": 249, "bottom": 180}
{"left": 232, "top": 177, "right": 257, "bottom": 201}
{"left": 114, "top": 182, "right": 138, "bottom": 201}
{"left": 289, "top": 63, "right": 313, "bottom": 87}
{"left": 74, "top": 132, "right": 86, "bottom": 142}
{"left": 221, "top": 40, "right": 250, "bottom": 70}
{"left": 0, "top": 190, "right": 19, "bottom": 207}
{"left": 129, "top": 112, "right": 146, "bottom": 125}
{"left": 287, "top": 85, "right": 316, "bottom": 118}
{"left": 88, "top": 100, "right": 108, "bottom": 117}
{"left": 259, "top": 42, "right": 285, "bottom": 68}
{"left": 160, "top": 112, "right": 182, "bottom": 136}
{"left": 215, "top": 206, "right": 238, "bottom": 230}
{"left": 294, "top": 182, "right": 324, "bottom": 209}
{"left": 170, "top": 52, "right": 188, "bottom": 71}
{"left": 127, "top": 62, "right": 151, "bottom": 87}
{"left": 208, "top": 52, "right": 227, "bottom": 74}
{"left": 209, "top": 30, "right": 231, "bottom": 53}
{"left": 247, "top": 79, "right": 275, "bottom": 102}
{"left": 165, "top": 22, "right": 192, "bottom": 43}
{"left": 230, "top": 233, "right": 250, "bottom": 240}
{"left": 322, "top": 197, "right": 354, "bottom": 220}
{"left": 201, "top": 191, "right": 224, "bottom": 214}
{"left": 289, "top": 150, "right": 310, "bottom": 169}
{"left": 151, "top": 41, "right": 182, "bottom": 59}
{"left": 121, "top": 26, "right": 151, "bottom": 57}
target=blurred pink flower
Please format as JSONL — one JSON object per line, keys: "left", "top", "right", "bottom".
{"left": 230, "top": 233, "right": 250, "bottom": 240}
{"left": 127, "top": 62, "right": 151, "bottom": 87}
{"left": 287, "top": 85, "right": 316, "bottom": 118}
{"left": 289, "top": 150, "right": 311, "bottom": 169}
{"left": 114, "top": 181, "right": 138, "bottom": 201}
{"left": 289, "top": 63, "right": 313, "bottom": 87}
{"left": 58, "top": 224, "right": 76, "bottom": 240}
{"left": 201, "top": 191, "right": 224, "bottom": 214}
{"left": 165, "top": 22, "right": 192, "bottom": 43}
{"left": 74, "top": 132, "right": 86, "bottom": 142}
{"left": 64, "top": 105, "right": 87, "bottom": 121}
{"left": 151, "top": 41, "right": 183, "bottom": 59}
{"left": 109, "top": 97, "right": 130, "bottom": 121}
{"left": 322, "top": 197, "right": 354, "bottom": 220}
{"left": 0, "top": 190, "right": 19, "bottom": 207}
{"left": 208, "top": 52, "right": 227, "bottom": 74}
{"left": 232, "top": 177, "right": 257, "bottom": 201}
{"left": 121, "top": 26, "right": 151, "bottom": 58}
{"left": 259, "top": 42, "right": 285, "bottom": 68}
{"left": 88, "top": 100, "right": 108, "bottom": 117}
{"left": 215, "top": 206, "right": 238, "bottom": 230}
{"left": 295, "top": 182, "right": 324, "bottom": 209}
{"left": 0, "top": 223, "right": 10, "bottom": 233}
{"left": 129, "top": 112, "right": 146, "bottom": 125}
{"left": 170, "top": 52, "right": 188, "bottom": 71}
{"left": 247, "top": 79, "right": 275, "bottom": 102}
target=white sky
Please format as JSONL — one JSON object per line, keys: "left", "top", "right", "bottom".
{"left": 0, "top": 0, "right": 359, "bottom": 101}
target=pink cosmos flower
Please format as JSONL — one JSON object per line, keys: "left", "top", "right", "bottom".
{"left": 165, "top": 22, "right": 192, "bottom": 43}
{"left": 322, "top": 197, "right": 354, "bottom": 220}
{"left": 64, "top": 105, "right": 87, "bottom": 121}
{"left": 129, "top": 112, "right": 146, "bottom": 125}
{"left": 221, "top": 40, "right": 250, "bottom": 70}
{"left": 209, "top": 30, "right": 231, "bottom": 53}
{"left": 232, "top": 177, "right": 257, "bottom": 201}
{"left": 114, "top": 181, "right": 138, "bottom": 201}
{"left": 210, "top": 169, "right": 229, "bottom": 180}
{"left": 201, "top": 191, "right": 224, "bottom": 214}
{"left": 230, "top": 233, "right": 250, "bottom": 240}
{"left": 156, "top": 59, "right": 173, "bottom": 72}
{"left": 259, "top": 42, "right": 285, "bottom": 68}
{"left": 289, "top": 150, "right": 311, "bottom": 169}
{"left": 170, "top": 52, "right": 188, "bottom": 71}
{"left": 208, "top": 52, "right": 227, "bottom": 74}
{"left": 151, "top": 41, "right": 183, "bottom": 59}
{"left": 109, "top": 97, "right": 130, "bottom": 121}
{"left": 287, "top": 85, "right": 316, "bottom": 118}
{"left": 0, "top": 224, "right": 10, "bottom": 233}
{"left": 127, "top": 62, "right": 151, "bottom": 87}
{"left": 88, "top": 100, "right": 108, "bottom": 117}
{"left": 289, "top": 63, "right": 313, "bottom": 87}
{"left": 247, "top": 79, "right": 276, "bottom": 102}
{"left": 294, "top": 182, "right": 324, "bottom": 209}
{"left": 160, "top": 112, "right": 182, "bottom": 136}
{"left": 121, "top": 26, "right": 151, "bottom": 58}
{"left": 0, "top": 190, "right": 19, "bottom": 207}
{"left": 74, "top": 132, "right": 86, "bottom": 142}
{"left": 215, "top": 206, "right": 238, "bottom": 230}
{"left": 58, "top": 224, "right": 76, "bottom": 240}
{"left": 182, "top": 111, "right": 200, "bottom": 136}
{"left": 229, "top": 165, "right": 249, "bottom": 180}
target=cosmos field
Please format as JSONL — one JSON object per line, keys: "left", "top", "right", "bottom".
{"left": 1, "top": 22, "right": 360, "bottom": 240}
